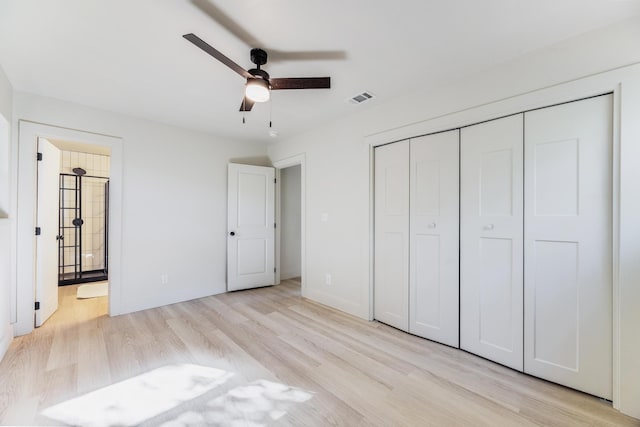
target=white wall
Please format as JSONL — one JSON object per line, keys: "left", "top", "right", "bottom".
{"left": 0, "top": 67, "right": 10, "bottom": 218}
{"left": 0, "top": 65, "right": 13, "bottom": 361}
{"left": 280, "top": 165, "right": 301, "bottom": 279}
{"left": 9, "top": 92, "right": 268, "bottom": 332}
{"left": 268, "top": 16, "right": 640, "bottom": 418}
{"left": 270, "top": 123, "right": 369, "bottom": 316}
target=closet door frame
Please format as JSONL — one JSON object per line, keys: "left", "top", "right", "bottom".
{"left": 367, "top": 68, "right": 639, "bottom": 414}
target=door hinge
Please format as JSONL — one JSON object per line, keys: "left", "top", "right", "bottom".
{"left": 37, "top": 152, "right": 43, "bottom": 161}
{"left": 274, "top": 178, "right": 276, "bottom": 184}
{"left": 35, "top": 227, "right": 41, "bottom": 236}
{"left": 274, "top": 268, "right": 276, "bottom": 273}
{"left": 274, "top": 223, "right": 276, "bottom": 229}
{"left": 35, "top": 301, "right": 40, "bottom": 310}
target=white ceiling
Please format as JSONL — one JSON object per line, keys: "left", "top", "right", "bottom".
{"left": 1, "top": 0, "right": 639, "bottom": 143}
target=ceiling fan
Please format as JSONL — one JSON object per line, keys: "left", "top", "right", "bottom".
{"left": 183, "top": 33, "right": 331, "bottom": 112}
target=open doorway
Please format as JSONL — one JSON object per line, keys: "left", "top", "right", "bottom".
{"left": 56, "top": 146, "right": 111, "bottom": 286}
{"left": 274, "top": 154, "right": 306, "bottom": 295}
{"left": 35, "top": 138, "right": 111, "bottom": 327}
{"left": 279, "top": 165, "right": 301, "bottom": 283}
{"left": 15, "top": 122, "right": 123, "bottom": 336}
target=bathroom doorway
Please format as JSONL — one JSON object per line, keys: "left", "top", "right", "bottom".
{"left": 32, "top": 138, "right": 112, "bottom": 327}
{"left": 16, "top": 121, "right": 123, "bottom": 336}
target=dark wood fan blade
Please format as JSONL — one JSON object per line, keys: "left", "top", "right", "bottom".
{"left": 270, "top": 77, "right": 331, "bottom": 90}
{"left": 191, "top": 0, "right": 261, "bottom": 48}
{"left": 239, "top": 97, "right": 255, "bottom": 112}
{"left": 183, "top": 33, "right": 252, "bottom": 79}
{"left": 190, "top": 1, "right": 346, "bottom": 64}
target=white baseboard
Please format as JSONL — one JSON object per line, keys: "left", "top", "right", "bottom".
{"left": 281, "top": 271, "right": 301, "bottom": 281}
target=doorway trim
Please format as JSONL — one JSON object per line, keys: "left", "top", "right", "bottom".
{"left": 15, "top": 121, "right": 124, "bottom": 336}
{"left": 273, "top": 154, "right": 306, "bottom": 296}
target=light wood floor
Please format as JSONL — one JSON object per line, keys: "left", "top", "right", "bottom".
{"left": 0, "top": 280, "right": 637, "bottom": 426}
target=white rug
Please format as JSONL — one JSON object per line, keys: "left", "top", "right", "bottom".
{"left": 77, "top": 282, "right": 108, "bottom": 299}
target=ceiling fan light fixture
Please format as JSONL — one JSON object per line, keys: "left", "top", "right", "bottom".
{"left": 245, "top": 78, "right": 270, "bottom": 102}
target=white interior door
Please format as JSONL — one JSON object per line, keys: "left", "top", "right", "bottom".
{"left": 374, "top": 141, "right": 409, "bottom": 331}
{"left": 524, "top": 95, "right": 613, "bottom": 399}
{"left": 35, "top": 138, "right": 61, "bottom": 327}
{"left": 409, "top": 130, "right": 459, "bottom": 347}
{"left": 227, "top": 163, "right": 275, "bottom": 291}
{"left": 460, "top": 114, "right": 524, "bottom": 371}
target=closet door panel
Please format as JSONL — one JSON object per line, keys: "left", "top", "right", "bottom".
{"left": 460, "top": 114, "right": 524, "bottom": 371}
{"left": 374, "top": 141, "right": 410, "bottom": 331}
{"left": 524, "top": 95, "right": 612, "bottom": 399}
{"left": 409, "top": 130, "right": 460, "bottom": 347}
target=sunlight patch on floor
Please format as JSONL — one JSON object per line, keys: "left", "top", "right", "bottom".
{"left": 160, "top": 380, "right": 313, "bottom": 427}
{"left": 42, "top": 364, "right": 233, "bottom": 427}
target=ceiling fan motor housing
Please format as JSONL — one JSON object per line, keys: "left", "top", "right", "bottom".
{"left": 248, "top": 68, "right": 270, "bottom": 83}
{"left": 250, "top": 48, "right": 268, "bottom": 67}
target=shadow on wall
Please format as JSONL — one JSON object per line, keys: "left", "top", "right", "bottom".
{"left": 229, "top": 156, "right": 273, "bottom": 167}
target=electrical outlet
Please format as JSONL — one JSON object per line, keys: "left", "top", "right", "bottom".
{"left": 160, "top": 274, "right": 169, "bottom": 285}
{"left": 325, "top": 273, "right": 332, "bottom": 285}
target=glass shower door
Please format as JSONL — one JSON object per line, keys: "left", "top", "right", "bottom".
{"left": 58, "top": 173, "right": 109, "bottom": 285}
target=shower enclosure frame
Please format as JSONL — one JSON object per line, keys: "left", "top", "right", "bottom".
{"left": 58, "top": 172, "right": 110, "bottom": 285}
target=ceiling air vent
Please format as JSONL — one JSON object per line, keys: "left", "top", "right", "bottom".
{"left": 348, "top": 91, "right": 375, "bottom": 105}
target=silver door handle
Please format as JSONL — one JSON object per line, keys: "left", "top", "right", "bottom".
{"left": 428, "top": 223, "right": 436, "bottom": 229}
{"left": 483, "top": 224, "right": 494, "bottom": 231}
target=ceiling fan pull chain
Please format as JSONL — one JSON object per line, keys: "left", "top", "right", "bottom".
{"left": 269, "top": 100, "right": 273, "bottom": 128}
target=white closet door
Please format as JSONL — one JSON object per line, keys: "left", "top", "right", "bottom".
{"left": 460, "top": 114, "right": 524, "bottom": 371}
{"left": 524, "top": 95, "right": 612, "bottom": 399}
{"left": 409, "top": 130, "right": 459, "bottom": 347}
{"left": 374, "top": 141, "right": 409, "bottom": 331}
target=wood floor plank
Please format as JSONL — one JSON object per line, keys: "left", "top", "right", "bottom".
{"left": 0, "top": 281, "right": 637, "bottom": 426}
{"left": 76, "top": 319, "right": 112, "bottom": 394}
